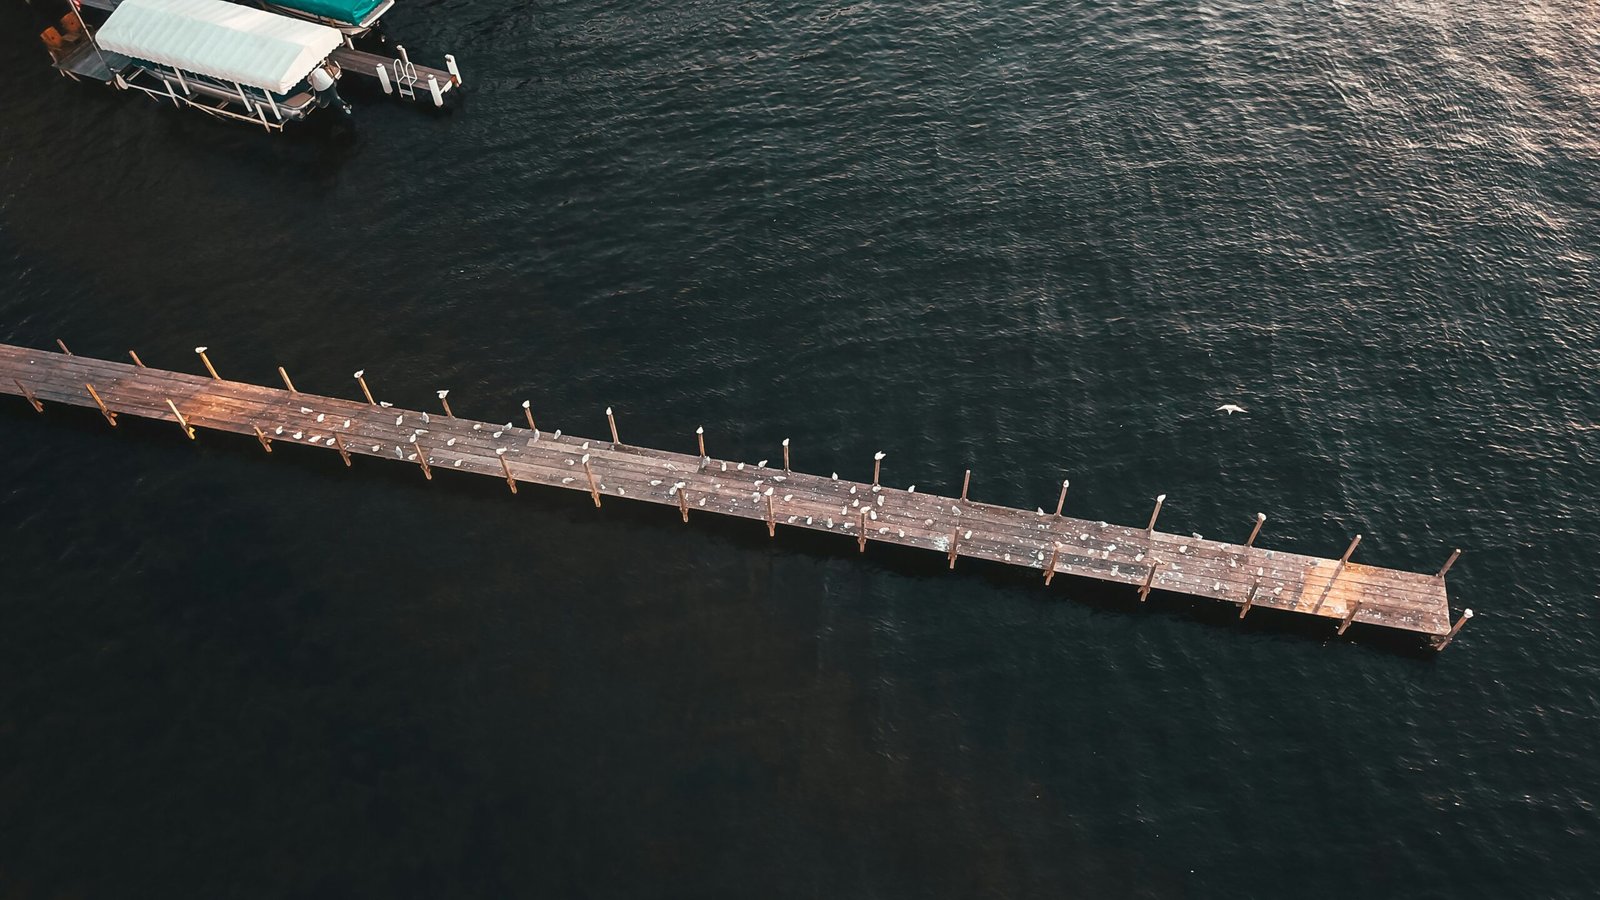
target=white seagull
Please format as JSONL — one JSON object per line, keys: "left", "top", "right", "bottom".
{"left": 1217, "top": 404, "right": 1247, "bottom": 416}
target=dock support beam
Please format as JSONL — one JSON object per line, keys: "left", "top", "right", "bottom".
{"left": 1245, "top": 512, "right": 1266, "bottom": 548}
{"left": 1434, "top": 609, "right": 1473, "bottom": 651}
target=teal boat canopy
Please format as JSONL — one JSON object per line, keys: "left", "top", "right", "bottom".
{"left": 273, "top": 0, "right": 386, "bottom": 26}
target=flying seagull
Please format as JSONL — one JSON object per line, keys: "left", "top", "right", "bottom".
{"left": 1217, "top": 404, "right": 1247, "bottom": 415}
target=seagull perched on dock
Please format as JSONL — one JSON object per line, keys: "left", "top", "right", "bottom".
{"left": 1217, "top": 404, "right": 1247, "bottom": 416}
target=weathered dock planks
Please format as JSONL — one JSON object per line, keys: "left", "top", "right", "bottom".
{"left": 0, "top": 342, "right": 1472, "bottom": 648}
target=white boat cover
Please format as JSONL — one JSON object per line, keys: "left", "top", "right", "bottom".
{"left": 95, "top": 0, "right": 342, "bottom": 94}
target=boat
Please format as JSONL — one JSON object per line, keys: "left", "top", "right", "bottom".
{"left": 39, "top": 0, "right": 463, "bottom": 129}
{"left": 257, "top": 0, "right": 394, "bottom": 37}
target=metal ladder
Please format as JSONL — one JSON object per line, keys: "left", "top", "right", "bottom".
{"left": 393, "top": 46, "right": 418, "bottom": 100}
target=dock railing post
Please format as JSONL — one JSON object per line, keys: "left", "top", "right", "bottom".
{"left": 1436, "top": 549, "right": 1462, "bottom": 580}
{"left": 85, "top": 383, "right": 116, "bottom": 427}
{"left": 872, "top": 451, "right": 884, "bottom": 488}
{"left": 437, "top": 390, "right": 454, "bottom": 418}
{"left": 607, "top": 407, "right": 620, "bottom": 447}
{"left": 195, "top": 346, "right": 220, "bottom": 381}
{"left": 1054, "top": 479, "right": 1069, "bottom": 517}
{"left": 278, "top": 366, "right": 297, "bottom": 393}
{"left": 354, "top": 370, "right": 375, "bottom": 406}
{"left": 497, "top": 448, "right": 517, "bottom": 494}
{"left": 334, "top": 432, "right": 352, "bottom": 467}
{"left": 254, "top": 425, "right": 274, "bottom": 454}
{"left": 165, "top": 399, "right": 196, "bottom": 440}
{"left": 581, "top": 454, "right": 601, "bottom": 507}
{"left": 1312, "top": 534, "right": 1361, "bottom": 614}
{"left": 522, "top": 400, "right": 536, "bottom": 432}
{"left": 128, "top": 350, "right": 147, "bottom": 368}
{"left": 1245, "top": 512, "right": 1266, "bottom": 547}
{"left": 1044, "top": 543, "right": 1060, "bottom": 585}
{"left": 1146, "top": 494, "right": 1166, "bottom": 536}
{"left": 13, "top": 379, "right": 43, "bottom": 413}
{"left": 960, "top": 469, "right": 971, "bottom": 502}
{"left": 782, "top": 438, "right": 790, "bottom": 472}
{"left": 1434, "top": 609, "right": 1473, "bottom": 651}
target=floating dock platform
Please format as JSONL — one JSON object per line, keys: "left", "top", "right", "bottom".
{"left": 0, "top": 342, "right": 1473, "bottom": 649}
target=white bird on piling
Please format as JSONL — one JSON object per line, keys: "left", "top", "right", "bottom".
{"left": 1217, "top": 404, "right": 1247, "bottom": 415}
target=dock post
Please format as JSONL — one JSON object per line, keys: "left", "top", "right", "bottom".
{"left": 522, "top": 400, "right": 536, "bottom": 431}
{"left": 437, "top": 390, "right": 454, "bottom": 418}
{"left": 960, "top": 469, "right": 971, "bottom": 502}
{"left": 497, "top": 448, "right": 517, "bottom": 494}
{"left": 947, "top": 525, "right": 961, "bottom": 569}
{"left": 13, "top": 379, "right": 43, "bottom": 413}
{"left": 1311, "top": 534, "right": 1361, "bottom": 614}
{"left": 428, "top": 75, "right": 444, "bottom": 108}
{"left": 84, "top": 383, "right": 116, "bottom": 427}
{"left": 872, "top": 451, "right": 884, "bottom": 487}
{"left": 782, "top": 438, "right": 790, "bottom": 472}
{"left": 253, "top": 425, "right": 273, "bottom": 454}
{"left": 1146, "top": 494, "right": 1166, "bottom": 535}
{"left": 194, "top": 346, "right": 220, "bottom": 381}
{"left": 412, "top": 438, "right": 433, "bottom": 480}
{"left": 766, "top": 491, "right": 776, "bottom": 537}
{"left": 445, "top": 54, "right": 462, "bottom": 87}
{"left": 607, "top": 407, "right": 620, "bottom": 446}
{"left": 1044, "top": 543, "right": 1060, "bottom": 585}
{"left": 696, "top": 426, "right": 706, "bottom": 459}
{"left": 56, "top": 339, "right": 72, "bottom": 356}
{"left": 1436, "top": 549, "right": 1462, "bottom": 580}
{"left": 1240, "top": 579, "right": 1259, "bottom": 619}
{"left": 858, "top": 509, "right": 868, "bottom": 551}
{"left": 1245, "top": 513, "right": 1266, "bottom": 547}
{"left": 1337, "top": 597, "right": 1364, "bottom": 635}
{"left": 354, "top": 370, "right": 375, "bottom": 406}
{"left": 675, "top": 483, "right": 689, "bottom": 522}
{"left": 333, "top": 433, "right": 352, "bottom": 467}
{"left": 1138, "top": 561, "right": 1161, "bottom": 602}
{"left": 278, "top": 366, "right": 297, "bottom": 393}
{"left": 1054, "top": 480, "right": 1069, "bottom": 516}
{"left": 1433, "top": 609, "right": 1474, "bottom": 651}
{"left": 581, "top": 454, "right": 601, "bottom": 507}
{"left": 128, "top": 350, "right": 147, "bottom": 368}
{"left": 165, "top": 399, "right": 196, "bottom": 440}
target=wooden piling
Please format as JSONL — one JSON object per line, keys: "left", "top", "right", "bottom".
{"left": 1146, "top": 494, "right": 1166, "bottom": 535}
{"left": 1312, "top": 534, "right": 1362, "bottom": 614}
{"left": 128, "top": 350, "right": 146, "bottom": 368}
{"left": 1139, "top": 561, "right": 1161, "bottom": 602}
{"left": 195, "top": 347, "right": 220, "bottom": 381}
{"left": 1433, "top": 608, "right": 1473, "bottom": 651}
{"left": 960, "top": 469, "right": 971, "bottom": 502}
{"left": 581, "top": 454, "right": 601, "bottom": 507}
{"left": 13, "top": 379, "right": 42, "bottom": 413}
{"left": 947, "top": 524, "right": 961, "bottom": 569}
{"left": 85, "top": 383, "right": 116, "bottom": 426}
{"left": 413, "top": 439, "right": 433, "bottom": 480}
{"left": 872, "top": 451, "right": 884, "bottom": 487}
{"left": 1054, "top": 479, "right": 1069, "bottom": 516}
{"left": 56, "top": 339, "right": 72, "bottom": 356}
{"left": 1337, "top": 596, "right": 1363, "bottom": 635}
{"left": 766, "top": 492, "right": 776, "bottom": 537}
{"left": 858, "top": 509, "right": 868, "bottom": 551}
{"left": 696, "top": 426, "right": 706, "bottom": 459}
{"left": 1044, "top": 543, "right": 1060, "bottom": 585}
{"left": 497, "top": 449, "right": 517, "bottom": 493}
{"left": 522, "top": 400, "right": 536, "bottom": 431}
{"left": 607, "top": 407, "right": 620, "bottom": 446}
{"left": 1239, "top": 579, "right": 1259, "bottom": 619}
{"left": 278, "top": 366, "right": 297, "bottom": 393}
{"left": 165, "top": 399, "right": 196, "bottom": 440}
{"left": 782, "top": 438, "right": 790, "bottom": 472}
{"left": 1437, "top": 549, "right": 1462, "bottom": 580}
{"left": 354, "top": 370, "right": 375, "bottom": 406}
{"left": 1246, "top": 513, "right": 1266, "bottom": 547}
{"left": 333, "top": 432, "right": 352, "bottom": 467}
{"left": 253, "top": 425, "right": 273, "bottom": 453}
{"left": 437, "top": 390, "right": 454, "bottom": 418}
{"left": 676, "top": 483, "right": 689, "bottom": 522}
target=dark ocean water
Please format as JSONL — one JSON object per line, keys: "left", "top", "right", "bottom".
{"left": 2, "top": 0, "right": 1598, "bottom": 896}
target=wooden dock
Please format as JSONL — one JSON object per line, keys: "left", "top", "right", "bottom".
{"left": 0, "top": 342, "right": 1472, "bottom": 649}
